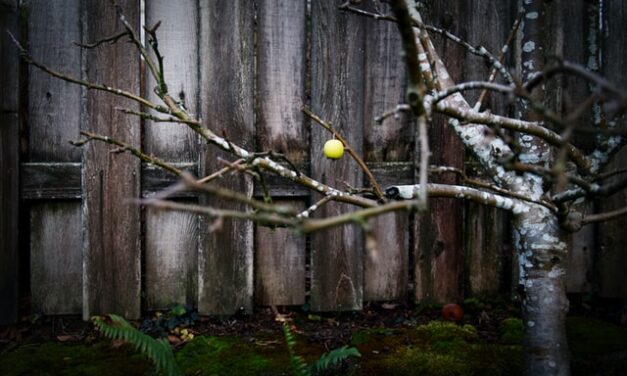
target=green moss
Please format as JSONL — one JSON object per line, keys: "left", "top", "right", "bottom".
{"left": 351, "top": 327, "right": 395, "bottom": 346}
{"left": 567, "top": 316, "right": 627, "bottom": 376}
{"left": 353, "top": 321, "right": 521, "bottom": 376}
{"left": 463, "top": 298, "right": 486, "bottom": 312}
{"left": 567, "top": 317, "right": 627, "bottom": 355}
{"left": 175, "top": 336, "right": 282, "bottom": 376}
{"left": 499, "top": 318, "right": 523, "bottom": 344}
{"left": 0, "top": 342, "right": 151, "bottom": 376}
{"left": 416, "top": 321, "right": 478, "bottom": 343}
{"left": 379, "top": 349, "right": 468, "bottom": 376}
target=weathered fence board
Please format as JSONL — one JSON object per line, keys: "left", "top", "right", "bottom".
{"left": 255, "top": 0, "right": 307, "bottom": 306}
{"left": 83, "top": 0, "right": 141, "bottom": 319}
{"left": 461, "top": 0, "right": 514, "bottom": 297}
{"left": 414, "top": 1, "right": 466, "bottom": 303}
{"left": 255, "top": 201, "right": 307, "bottom": 306}
{"left": 145, "top": 209, "right": 198, "bottom": 309}
{"left": 598, "top": 0, "right": 627, "bottom": 299}
{"left": 26, "top": 0, "right": 83, "bottom": 316}
{"left": 30, "top": 203, "right": 82, "bottom": 314}
{"left": 310, "top": 0, "right": 365, "bottom": 311}
{"left": 144, "top": 0, "right": 200, "bottom": 311}
{"left": 545, "top": 0, "right": 596, "bottom": 294}
{"left": 363, "top": 7, "right": 409, "bottom": 302}
{"left": 198, "top": 0, "right": 255, "bottom": 315}
{"left": 0, "top": 0, "right": 19, "bottom": 325}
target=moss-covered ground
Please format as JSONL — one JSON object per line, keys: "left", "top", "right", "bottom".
{"left": 1, "top": 316, "right": 626, "bottom": 375}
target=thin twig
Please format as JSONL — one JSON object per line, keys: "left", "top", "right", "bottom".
{"left": 70, "top": 131, "right": 182, "bottom": 176}
{"left": 197, "top": 159, "right": 245, "bottom": 184}
{"left": 475, "top": 12, "right": 523, "bottom": 110}
{"left": 116, "top": 107, "right": 201, "bottom": 126}
{"left": 75, "top": 30, "right": 129, "bottom": 49}
{"left": 375, "top": 104, "right": 411, "bottom": 124}
{"left": 583, "top": 206, "right": 627, "bottom": 225}
{"left": 297, "top": 195, "right": 336, "bottom": 219}
{"left": 8, "top": 31, "right": 169, "bottom": 114}
{"left": 302, "top": 107, "right": 385, "bottom": 200}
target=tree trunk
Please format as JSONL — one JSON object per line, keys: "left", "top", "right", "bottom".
{"left": 513, "top": 205, "right": 571, "bottom": 375}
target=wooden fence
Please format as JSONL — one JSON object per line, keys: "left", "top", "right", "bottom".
{"left": 1, "top": 0, "right": 626, "bottom": 324}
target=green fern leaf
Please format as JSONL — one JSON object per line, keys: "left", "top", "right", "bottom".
{"left": 310, "top": 346, "right": 361, "bottom": 375}
{"left": 93, "top": 314, "right": 181, "bottom": 376}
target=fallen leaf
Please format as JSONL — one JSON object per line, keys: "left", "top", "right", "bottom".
{"left": 57, "top": 335, "right": 75, "bottom": 342}
{"left": 110, "top": 339, "right": 126, "bottom": 349}
{"left": 382, "top": 303, "right": 399, "bottom": 310}
{"left": 168, "top": 335, "right": 182, "bottom": 345}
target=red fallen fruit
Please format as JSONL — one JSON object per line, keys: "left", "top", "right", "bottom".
{"left": 442, "top": 303, "right": 464, "bottom": 322}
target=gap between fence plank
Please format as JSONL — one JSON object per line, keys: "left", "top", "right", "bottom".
{"left": 0, "top": 0, "right": 19, "bottom": 325}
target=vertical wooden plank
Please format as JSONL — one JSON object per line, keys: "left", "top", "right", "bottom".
{"left": 144, "top": 0, "right": 199, "bottom": 310}
{"left": 461, "top": 0, "right": 514, "bottom": 297}
{"left": 198, "top": 1, "right": 254, "bottom": 315}
{"left": 255, "top": 202, "right": 306, "bottom": 306}
{"left": 363, "top": 4, "right": 410, "bottom": 302}
{"left": 83, "top": 0, "right": 141, "bottom": 318}
{"left": 465, "top": 205, "right": 506, "bottom": 296}
{"left": 255, "top": 0, "right": 307, "bottom": 306}
{"left": 30, "top": 203, "right": 82, "bottom": 314}
{"left": 414, "top": 1, "right": 466, "bottom": 304}
{"left": 27, "top": 0, "right": 82, "bottom": 163}
{"left": 145, "top": 210, "right": 198, "bottom": 309}
{"left": 26, "top": 0, "right": 83, "bottom": 316}
{"left": 543, "top": 0, "right": 597, "bottom": 294}
{"left": 310, "top": 0, "right": 365, "bottom": 311}
{"left": 144, "top": 0, "right": 199, "bottom": 162}
{"left": 0, "top": 0, "right": 19, "bottom": 324}
{"left": 598, "top": 0, "right": 627, "bottom": 299}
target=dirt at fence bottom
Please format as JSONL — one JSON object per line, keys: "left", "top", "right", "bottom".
{"left": 1, "top": 300, "right": 627, "bottom": 376}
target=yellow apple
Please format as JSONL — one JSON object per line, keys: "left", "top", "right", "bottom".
{"left": 323, "top": 139, "right": 344, "bottom": 159}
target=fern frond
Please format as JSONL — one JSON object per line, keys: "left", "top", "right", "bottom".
{"left": 93, "top": 314, "right": 181, "bottom": 376}
{"left": 310, "top": 346, "right": 361, "bottom": 375}
{"left": 283, "top": 323, "right": 310, "bottom": 376}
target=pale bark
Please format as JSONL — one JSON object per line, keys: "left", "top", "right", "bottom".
{"left": 513, "top": 205, "right": 571, "bottom": 375}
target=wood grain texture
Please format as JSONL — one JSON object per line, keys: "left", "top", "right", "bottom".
{"left": 21, "top": 163, "right": 82, "bottom": 199}
{"left": 145, "top": 0, "right": 199, "bottom": 162}
{"left": 145, "top": 209, "right": 198, "bottom": 309}
{"left": 20, "top": 161, "right": 416, "bottom": 200}
{"left": 144, "top": 0, "right": 200, "bottom": 310}
{"left": 310, "top": 0, "right": 365, "bottom": 311}
{"left": 255, "top": 0, "right": 307, "bottom": 306}
{"left": 598, "top": 0, "right": 627, "bottom": 299}
{"left": 460, "top": 0, "right": 515, "bottom": 298}
{"left": 544, "top": 0, "right": 596, "bottom": 294}
{"left": 83, "top": 0, "right": 141, "bottom": 319}
{"left": 30, "top": 203, "right": 82, "bottom": 314}
{"left": 465, "top": 204, "right": 506, "bottom": 296}
{"left": 255, "top": 201, "right": 306, "bottom": 306}
{"left": 0, "top": 0, "right": 18, "bottom": 325}
{"left": 198, "top": 1, "right": 255, "bottom": 315}
{"left": 414, "top": 1, "right": 466, "bottom": 303}
{"left": 26, "top": 0, "right": 84, "bottom": 316}
{"left": 26, "top": 0, "right": 82, "bottom": 163}
{"left": 257, "top": 0, "right": 307, "bottom": 161}
{"left": 363, "top": 3, "right": 409, "bottom": 302}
